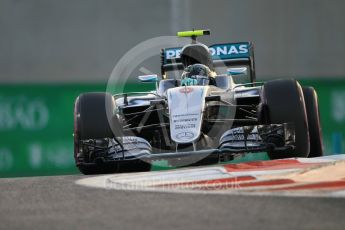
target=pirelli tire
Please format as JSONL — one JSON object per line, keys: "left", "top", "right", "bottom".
{"left": 261, "top": 79, "right": 310, "bottom": 159}
{"left": 74, "top": 92, "right": 121, "bottom": 175}
{"left": 74, "top": 92, "right": 118, "bottom": 140}
{"left": 74, "top": 93, "right": 151, "bottom": 175}
{"left": 302, "top": 87, "right": 324, "bottom": 157}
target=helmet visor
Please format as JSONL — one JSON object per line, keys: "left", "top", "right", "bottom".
{"left": 193, "top": 75, "right": 210, "bottom": 86}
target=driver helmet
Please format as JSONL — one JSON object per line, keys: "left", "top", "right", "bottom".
{"left": 181, "top": 64, "right": 215, "bottom": 86}
{"left": 180, "top": 43, "right": 214, "bottom": 71}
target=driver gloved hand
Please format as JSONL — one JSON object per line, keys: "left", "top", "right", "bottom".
{"left": 181, "top": 77, "right": 197, "bottom": 86}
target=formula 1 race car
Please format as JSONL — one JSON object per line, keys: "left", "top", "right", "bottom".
{"left": 73, "top": 30, "right": 323, "bottom": 174}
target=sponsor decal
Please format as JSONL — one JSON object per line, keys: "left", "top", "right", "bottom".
{"left": 179, "top": 87, "right": 193, "bottom": 94}
{"left": 175, "top": 124, "right": 196, "bottom": 130}
{"left": 168, "top": 87, "right": 205, "bottom": 144}
{"left": 209, "top": 44, "right": 249, "bottom": 58}
{"left": 173, "top": 113, "right": 199, "bottom": 117}
{"left": 176, "top": 132, "right": 195, "bottom": 141}
{"left": 171, "top": 113, "right": 199, "bottom": 142}
{"left": 173, "top": 118, "right": 198, "bottom": 123}
{"left": 164, "top": 43, "right": 250, "bottom": 60}
{"left": 165, "top": 48, "right": 182, "bottom": 59}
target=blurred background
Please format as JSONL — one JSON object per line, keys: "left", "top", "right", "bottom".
{"left": 0, "top": 0, "right": 344, "bottom": 177}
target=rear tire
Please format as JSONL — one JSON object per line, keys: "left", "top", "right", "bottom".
{"left": 303, "top": 87, "right": 324, "bottom": 157}
{"left": 261, "top": 79, "right": 310, "bottom": 159}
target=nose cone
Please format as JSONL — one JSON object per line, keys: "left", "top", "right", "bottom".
{"left": 167, "top": 86, "right": 209, "bottom": 144}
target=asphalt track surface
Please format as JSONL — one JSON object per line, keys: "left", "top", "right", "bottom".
{"left": 1, "top": 175, "right": 345, "bottom": 230}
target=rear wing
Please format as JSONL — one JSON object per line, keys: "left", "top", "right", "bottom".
{"left": 161, "top": 42, "right": 256, "bottom": 83}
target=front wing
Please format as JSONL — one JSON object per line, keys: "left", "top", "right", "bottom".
{"left": 76, "top": 123, "right": 295, "bottom": 167}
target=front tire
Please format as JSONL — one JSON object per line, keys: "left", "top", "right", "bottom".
{"left": 74, "top": 92, "right": 127, "bottom": 175}
{"left": 74, "top": 93, "right": 151, "bottom": 175}
{"left": 261, "top": 79, "right": 310, "bottom": 159}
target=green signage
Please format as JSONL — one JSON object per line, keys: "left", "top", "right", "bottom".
{"left": 0, "top": 83, "right": 154, "bottom": 177}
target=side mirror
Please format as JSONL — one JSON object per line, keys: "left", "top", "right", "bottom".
{"left": 138, "top": 74, "right": 159, "bottom": 83}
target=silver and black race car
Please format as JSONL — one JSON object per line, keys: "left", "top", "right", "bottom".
{"left": 73, "top": 30, "right": 323, "bottom": 174}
